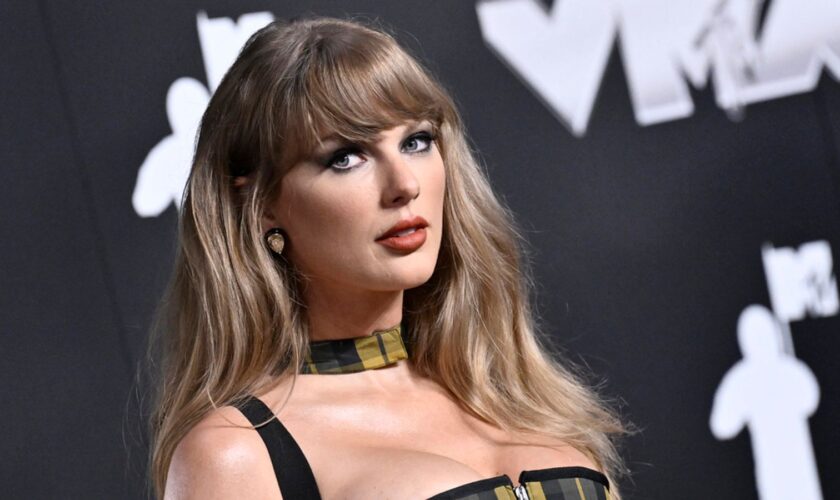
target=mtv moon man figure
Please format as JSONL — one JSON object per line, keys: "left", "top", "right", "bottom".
{"left": 710, "top": 305, "right": 822, "bottom": 500}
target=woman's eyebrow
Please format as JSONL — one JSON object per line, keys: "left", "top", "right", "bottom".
{"left": 312, "top": 120, "right": 431, "bottom": 154}
{"left": 311, "top": 135, "right": 350, "bottom": 156}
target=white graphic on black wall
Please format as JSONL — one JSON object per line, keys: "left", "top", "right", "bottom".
{"left": 710, "top": 240, "right": 836, "bottom": 500}
{"left": 133, "top": 78, "right": 209, "bottom": 217}
{"left": 762, "top": 241, "right": 839, "bottom": 332}
{"left": 476, "top": 0, "right": 840, "bottom": 136}
{"left": 710, "top": 304, "right": 822, "bottom": 500}
{"left": 133, "top": 11, "right": 274, "bottom": 218}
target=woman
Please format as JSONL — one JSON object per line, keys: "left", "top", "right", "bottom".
{"left": 150, "top": 15, "right": 627, "bottom": 500}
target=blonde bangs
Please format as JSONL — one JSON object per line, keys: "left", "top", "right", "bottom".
{"left": 278, "top": 26, "right": 449, "bottom": 167}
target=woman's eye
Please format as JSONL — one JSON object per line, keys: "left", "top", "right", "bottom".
{"left": 402, "top": 132, "right": 434, "bottom": 153}
{"left": 325, "top": 149, "right": 365, "bottom": 171}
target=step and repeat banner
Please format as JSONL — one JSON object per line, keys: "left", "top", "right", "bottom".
{"left": 3, "top": 1, "right": 839, "bottom": 498}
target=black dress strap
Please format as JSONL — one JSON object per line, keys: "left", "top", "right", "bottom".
{"left": 237, "top": 395, "right": 322, "bottom": 499}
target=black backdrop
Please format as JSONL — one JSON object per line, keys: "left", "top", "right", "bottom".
{"left": 3, "top": 1, "right": 839, "bottom": 498}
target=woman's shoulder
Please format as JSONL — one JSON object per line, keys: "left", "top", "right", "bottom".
{"left": 165, "top": 405, "right": 282, "bottom": 499}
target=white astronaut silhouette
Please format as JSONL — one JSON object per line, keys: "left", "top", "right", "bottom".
{"left": 132, "top": 77, "right": 209, "bottom": 217}
{"left": 710, "top": 304, "right": 822, "bottom": 500}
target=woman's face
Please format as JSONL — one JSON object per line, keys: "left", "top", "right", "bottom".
{"left": 266, "top": 120, "right": 446, "bottom": 293}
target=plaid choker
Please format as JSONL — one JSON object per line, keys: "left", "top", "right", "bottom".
{"left": 300, "top": 324, "right": 409, "bottom": 374}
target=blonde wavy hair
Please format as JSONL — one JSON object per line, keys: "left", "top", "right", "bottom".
{"left": 148, "top": 15, "right": 627, "bottom": 499}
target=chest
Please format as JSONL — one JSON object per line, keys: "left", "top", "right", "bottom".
{"left": 274, "top": 389, "right": 584, "bottom": 499}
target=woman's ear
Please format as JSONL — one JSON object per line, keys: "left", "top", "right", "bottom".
{"left": 234, "top": 174, "right": 280, "bottom": 234}
{"left": 261, "top": 206, "right": 281, "bottom": 235}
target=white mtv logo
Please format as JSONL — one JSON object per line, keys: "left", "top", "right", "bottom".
{"left": 763, "top": 240, "right": 839, "bottom": 325}
{"left": 476, "top": 0, "right": 840, "bottom": 136}
{"left": 132, "top": 11, "right": 273, "bottom": 218}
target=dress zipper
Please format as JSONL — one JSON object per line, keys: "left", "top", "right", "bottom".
{"left": 513, "top": 484, "right": 530, "bottom": 500}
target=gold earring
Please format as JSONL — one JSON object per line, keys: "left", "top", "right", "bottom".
{"left": 264, "top": 228, "right": 287, "bottom": 256}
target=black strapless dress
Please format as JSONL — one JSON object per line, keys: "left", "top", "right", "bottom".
{"left": 237, "top": 396, "right": 610, "bottom": 500}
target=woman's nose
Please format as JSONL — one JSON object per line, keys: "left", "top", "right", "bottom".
{"left": 380, "top": 154, "right": 420, "bottom": 207}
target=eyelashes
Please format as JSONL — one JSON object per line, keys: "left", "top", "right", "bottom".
{"left": 401, "top": 131, "right": 436, "bottom": 155}
{"left": 324, "top": 146, "right": 364, "bottom": 171}
{"left": 322, "top": 130, "right": 437, "bottom": 173}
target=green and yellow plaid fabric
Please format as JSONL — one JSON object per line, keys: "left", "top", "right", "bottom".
{"left": 521, "top": 476, "right": 611, "bottom": 500}
{"left": 431, "top": 478, "right": 609, "bottom": 500}
{"left": 429, "top": 467, "right": 610, "bottom": 500}
{"left": 300, "top": 324, "right": 408, "bottom": 374}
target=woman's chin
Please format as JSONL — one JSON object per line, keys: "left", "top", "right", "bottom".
{"left": 370, "top": 268, "right": 437, "bottom": 292}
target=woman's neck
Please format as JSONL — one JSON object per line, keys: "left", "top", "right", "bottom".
{"left": 301, "top": 279, "right": 404, "bottom": 341}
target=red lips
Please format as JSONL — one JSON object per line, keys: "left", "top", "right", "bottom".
{"left": 376, "top": 216, "right": 429, "bottom": 252}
